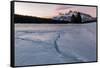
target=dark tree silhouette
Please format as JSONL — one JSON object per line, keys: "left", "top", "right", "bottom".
{"left": 76, "top": 12, "right": 82, "bottom": 23}
{"left": 71, "top": 12, "right": 82, "bottom": 23}
{"left": 71, "top": 14, "right": 76, "bottom": 23}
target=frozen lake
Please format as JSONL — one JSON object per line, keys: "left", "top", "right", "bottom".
{"left": 15, "top": 22, "right": 97, "bottom": 66}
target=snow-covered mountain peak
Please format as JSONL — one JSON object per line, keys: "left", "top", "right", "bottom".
{"left": 53, "top": 10, "right": 95, "bottom": 23}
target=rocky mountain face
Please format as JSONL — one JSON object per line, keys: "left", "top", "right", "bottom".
{"left": 53, "top": 10, "right": 96, "bottom": 23}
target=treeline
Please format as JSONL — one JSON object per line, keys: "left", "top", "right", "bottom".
{"left": 14, "top": 14, "right": 70, "bottom": 24}
{"left": 71, "top": 12, "right": 97, "bottom": 23}
{"left": 71, "top": 12, "right": 82, "bottom": 23}
{"left": 14, "top": 14, "right": 97, "bottom": 24}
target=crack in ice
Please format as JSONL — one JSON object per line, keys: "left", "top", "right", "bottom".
{"left": 16, "top": 31, "right": 86, "bottom": 62}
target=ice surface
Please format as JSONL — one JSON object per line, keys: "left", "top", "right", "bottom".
{"left": 15, "top": 22, "right": 96, "bottom": 66}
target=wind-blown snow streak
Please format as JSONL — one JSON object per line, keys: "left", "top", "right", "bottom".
{"left": 15, "top": 22, "right": 96, "bottom": 66}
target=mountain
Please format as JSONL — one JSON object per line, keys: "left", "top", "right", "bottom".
{"left": 14, "top": 14, "right": 70, "bottom": 24}
{"left": 53, "top": 10, "right": 97, "bottom": 23}
{"left": 14, "top": 11, "right": 97, "bottom": 24}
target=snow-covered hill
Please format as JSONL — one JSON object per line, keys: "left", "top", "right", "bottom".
{"left": 15, "top": 22, "right": 96, "bottom": 66}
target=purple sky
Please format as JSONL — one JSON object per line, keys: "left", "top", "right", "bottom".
{"left": 15, "top": 2, "right": 97, "bottom": 18}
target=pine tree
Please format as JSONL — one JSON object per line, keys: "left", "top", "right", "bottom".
{"left": 76, "top": 12, "right": 82, "bottom": 23}
{"left": 71, "top": 14, "right": 76, "bottom": 23}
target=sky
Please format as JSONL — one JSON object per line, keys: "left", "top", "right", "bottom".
{"left": 15, "top": 2, "right": 97, "bottom": 18}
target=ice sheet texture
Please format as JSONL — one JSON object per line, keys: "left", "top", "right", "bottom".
{"left": 15, "top": 22, "right": 96, "bottom": 66}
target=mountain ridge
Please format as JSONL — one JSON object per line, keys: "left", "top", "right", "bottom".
{"left": 14, "top": 11, "right": 97, "bottom": 24}
{"left": 53, "top": 10, "right": 96, "bottom": 23}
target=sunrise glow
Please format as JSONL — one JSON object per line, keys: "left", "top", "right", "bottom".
{"left": 15, "top": 2, "right": 96, "bottom": 18}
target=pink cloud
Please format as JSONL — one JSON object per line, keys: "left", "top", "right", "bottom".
{"left": 56, "top": 5, "right": 72, "bottom": 10}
